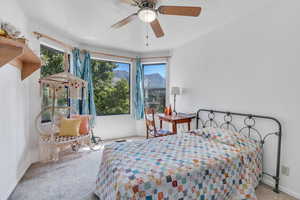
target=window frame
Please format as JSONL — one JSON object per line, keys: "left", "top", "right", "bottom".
{"left": 142, "top": 62, "right": 168, "bottom": 114}
{"left": 91, "top": 57, "right": 132, "bottom": 116}
{"left": 40, "top": 43, "right": 69, "bottom": 77}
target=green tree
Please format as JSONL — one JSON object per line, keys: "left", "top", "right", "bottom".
{"left": 40, "top": 45, "right": 64, "bottom": 77}
{"left": 91, "top": 60, "right": 130, "bottom": 115}
{"left": 40, "top": 45, "right": 130, "bottom": 116}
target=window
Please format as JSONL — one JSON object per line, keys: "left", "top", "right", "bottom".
{"left": 91, "top": 59, "right": 130, "bottom": 115}
{"left": 40, "top": 44, "right": 65, "bottom": 77}
{"left": 40, "top": 44, "right": 68, "bottom": 122}
{"left": 143, "top": 63, "right": 167, "bottom": 113}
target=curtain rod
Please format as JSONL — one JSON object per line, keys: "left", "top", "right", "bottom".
{"left": 33, "top": 32, "right": 171, "bottom": 61}
{"left": 33, "top": 32, "right": 73, "bottom": 50}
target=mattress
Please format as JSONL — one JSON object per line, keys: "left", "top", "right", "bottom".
{"left": 95, "top": 130, "right": 262, "bottom": 200}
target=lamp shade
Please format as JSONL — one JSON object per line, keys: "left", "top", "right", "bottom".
{"left": 171, "top": 87, "right": 181, "bottom": 95}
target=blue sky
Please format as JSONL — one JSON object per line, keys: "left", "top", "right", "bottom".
{"left": 115, "top": 62, "right": 130, "bottom": 72}
{"left": 114, "top": 62, "right": 166, "bottom": 78}
{"left": 143, "top": 64, "right": 166, "bottom": 78}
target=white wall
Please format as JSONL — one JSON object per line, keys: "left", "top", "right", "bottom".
{"left": 169, "top": 0, "right": 300, "bottom": 197}
{"left": 0, "top": 1, "right": 41, "bottom": 199}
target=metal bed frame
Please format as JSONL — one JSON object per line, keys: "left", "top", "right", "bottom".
{"left": 196, "top": 109, "right": 282, "bottom": 193}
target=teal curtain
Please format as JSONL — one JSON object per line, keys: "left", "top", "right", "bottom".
{"left": 134, "top": 58, "right": 144, "bottom": 120}
{"left": 72, "top": 48, "right": 96, "bottom": 126}
{"left": 71, "top": 49, "right": 81, "bottom": 112}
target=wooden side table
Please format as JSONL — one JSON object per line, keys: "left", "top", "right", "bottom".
{"left": 158, "top": 113, "right": 196, "bottom": 134}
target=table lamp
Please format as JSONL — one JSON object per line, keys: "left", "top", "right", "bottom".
{"left": 171, "top": 86, "right": 181, "bottom": 115}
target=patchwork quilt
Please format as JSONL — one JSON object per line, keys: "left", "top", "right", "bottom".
{"left": 95, "top": 130, "right": 262, "bottom": 200}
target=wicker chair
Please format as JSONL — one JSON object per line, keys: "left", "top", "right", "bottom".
{"left": 35, "top": 106, "right": 91, "bottom": 162}
{"left": 144, "top": 108, "right": 173, "bottom": 139}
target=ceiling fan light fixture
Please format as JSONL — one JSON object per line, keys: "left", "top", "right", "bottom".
{"left": 138, "top": 8, "right": 157, "bottom": 23}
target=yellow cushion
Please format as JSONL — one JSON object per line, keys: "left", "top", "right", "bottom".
{"left": 59, "top": 118, "right": 81, "bottom": 136}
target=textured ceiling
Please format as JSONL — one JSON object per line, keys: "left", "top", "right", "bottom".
{"left": 18, "top": 0, "right": 272, "bottom": 52}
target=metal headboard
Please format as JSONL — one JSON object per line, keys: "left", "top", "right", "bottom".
{"left": 196, "top": 109, "right": 282, "bottom": 193}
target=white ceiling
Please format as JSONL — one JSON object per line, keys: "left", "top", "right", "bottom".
{"left": 18, "top": 0, "right": 272, "bottom": 53}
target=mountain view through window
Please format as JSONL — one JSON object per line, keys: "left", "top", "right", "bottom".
{"left": 143, "top": 63, "right": 166, "bottom": 113}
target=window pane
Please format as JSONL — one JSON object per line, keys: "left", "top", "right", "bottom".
{"left": 40, "top": 45, "right": 64, "bottom": 77}
{"left": 143, "top": 63, "right": 166, "bottom": 113}
{"left": 40, "top": 45, "right": 68, "bottom": 122}
{"left": 92, "top": 60, "right": 130, "bottom": 115}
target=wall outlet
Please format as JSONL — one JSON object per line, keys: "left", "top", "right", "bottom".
{"left": 281, "top": 165, "right": 290, "bottom": 176}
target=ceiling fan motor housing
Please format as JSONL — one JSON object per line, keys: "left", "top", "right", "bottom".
{"left": 138, "top": 0, "right": 156, "bottom": 9}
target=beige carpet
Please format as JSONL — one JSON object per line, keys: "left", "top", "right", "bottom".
{"left": 9, "top": 138, "right": 297, "bottom": 200}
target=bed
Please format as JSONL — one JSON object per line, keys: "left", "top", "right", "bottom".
{"left": 95, "top": 109, "right": 282, "bottom": 200}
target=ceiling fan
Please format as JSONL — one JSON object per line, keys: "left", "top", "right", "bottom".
{"left": 112, "top": 0, "right": 202, "bottom": 38}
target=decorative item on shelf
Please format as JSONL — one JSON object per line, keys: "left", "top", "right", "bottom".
{"left": 0, "top": 28, "right": 6, "bottom": 37}
{"left": 0, "top": 21, "right": 20, "bottom": 38}
{"left": 171, "top": 86, "right": 181, "bottom": 115}
{"left": 0, "top": 20, "right": 27, "bottom": 44}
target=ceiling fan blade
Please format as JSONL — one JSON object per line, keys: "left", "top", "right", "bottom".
{"left": 150, "top": 19, "right": 164, "bottom": 38}
{"left": 120, "top": 0, "right": 139, "bottom": 5}
{"left": 158, "top": 6, "right": 202, "bottom": 17}
{"left": 111, "top": 13, "right": 137, "bottom": 28}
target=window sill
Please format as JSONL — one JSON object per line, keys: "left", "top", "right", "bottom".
{"left": 95, "top": 114, "right": 132, "bottom": 118}
{"left": 96, "top": 113, "right": 131, "bottom": 117}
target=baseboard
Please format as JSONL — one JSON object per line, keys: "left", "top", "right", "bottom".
{"left": 101, "top": 135, "right": 144, "bottom": 142}
{"left": 3, "top": 183, "right": 17, "bottom": 200}
{"left": 5, "top": 155, "right": 34, "bottom": 200}
{"left": 262, "top": 178, "right": 300, "bottom": 199}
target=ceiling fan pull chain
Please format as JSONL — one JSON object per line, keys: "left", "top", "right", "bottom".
{"left": 145, "top": 23, "right": 150, "bottom": 47}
